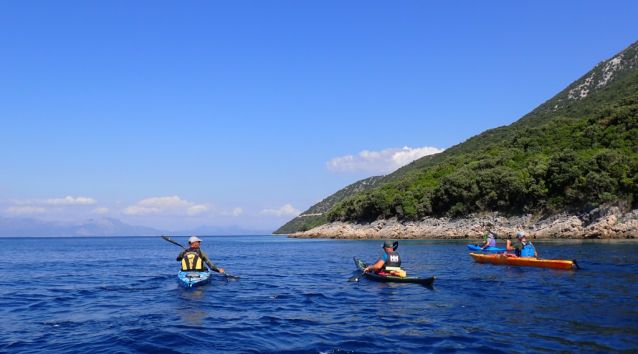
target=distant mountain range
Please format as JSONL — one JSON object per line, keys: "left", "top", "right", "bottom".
{"left": 0, "top": 217, "right": 272, "bottom": 237}
{"left": 274, "top": 38, "right": 638, "bottom": 234}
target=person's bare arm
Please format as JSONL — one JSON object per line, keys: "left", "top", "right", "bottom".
{"left": 364, "top": 260, "right": 385, "bottom": 273}
{"left": 506, "top": 240, "right": 515, "bottom": 252}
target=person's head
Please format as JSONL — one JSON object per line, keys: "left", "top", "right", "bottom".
{"left": 382, "top": 240, "right": 394, "bottom": 252}
{"left": 189, "top": 236, "right": 202, "bottom": 248}
{"left": 516, "top": 231, "right": 526, "bottom": 241}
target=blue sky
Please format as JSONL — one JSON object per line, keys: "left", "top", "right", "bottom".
{"left": 1, "top": 1, "right": 637, "bottom": 231}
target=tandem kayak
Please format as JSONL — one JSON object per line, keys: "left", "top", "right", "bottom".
{"left": 467, "top": 245, "right": 506, "bottom": 252}
{"left": 469, "top": 253, "right": 578, "bottom": 270}
{"left": 178, "top": 271, "right": 212, "bottom": 288}
{"left": 354, "top": 257, "right": 435, "bottom": 285}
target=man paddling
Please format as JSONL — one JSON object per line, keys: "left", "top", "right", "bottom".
{"left": 506, "top": 231, "right": 537, "bottom": 258}
{"left": 363, "top": 240, "right": 402, "bottom": 275}
{"left": 176, "top": 236, "right": 225, "bottom": 274}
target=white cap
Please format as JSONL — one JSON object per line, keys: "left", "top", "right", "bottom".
{"left": 516, "top": 231, "right": 526, "bottom": 239}
{"left": 188, "top": 236, "right": 203, "bottom": 244}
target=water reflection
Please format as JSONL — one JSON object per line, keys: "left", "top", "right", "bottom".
{"left": 176, "top": 287, "right": 208, "bottom": 325}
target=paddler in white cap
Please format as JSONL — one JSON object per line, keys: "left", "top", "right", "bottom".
{"left": 176, "top": 236, "right": 225, "bottom": 274}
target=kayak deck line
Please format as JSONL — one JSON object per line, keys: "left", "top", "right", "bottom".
{"left": 178, "top": 271, "right": 212, "bottom": 288}
{"left": 353, "top": 257, "right": 435, "bottom": 286}
{"left": 469, "top": 253, "right": 577, "bottom": 270}
{"left": 467, "top": 245, "right": 506, "bottom": 252}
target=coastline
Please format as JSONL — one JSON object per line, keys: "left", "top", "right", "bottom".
{"left": 289, "top": 206, "right": 638, "bottom": 240}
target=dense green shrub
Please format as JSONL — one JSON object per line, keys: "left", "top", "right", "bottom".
{"left": 328, "top": 94, "right": 638, "bottom": 223}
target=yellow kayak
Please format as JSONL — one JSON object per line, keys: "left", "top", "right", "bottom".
{"left": 469, "top": 253, "right": 578, "bottom": 270}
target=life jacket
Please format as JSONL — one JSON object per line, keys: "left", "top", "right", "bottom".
{"left": 517, "top": 241, "right": 535, "bottom": 258}
{"left": 181, "top": 248, "right": 206, "bottom": 271}
{"left": 383, "top": 251, "right": 402, "bottom": 271}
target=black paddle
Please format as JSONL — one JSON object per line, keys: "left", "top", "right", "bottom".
{"left": 162, "top": 235, "right": 187, "bottom": 250}
{"left": 347, "top": 271, "right": 366, "bottom": 282}
{"left": 161, "top": 235, "right": 240, "bottom": 279}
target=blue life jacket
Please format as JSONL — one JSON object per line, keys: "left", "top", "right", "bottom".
{"left": 519, "top": 242, "right": 535, "bottom": 257}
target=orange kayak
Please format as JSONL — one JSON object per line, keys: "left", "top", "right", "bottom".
{"left": 469, "top": 253, "right": 577, "bottom": 270}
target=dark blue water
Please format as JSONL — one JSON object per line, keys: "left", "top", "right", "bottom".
{"left": 1, "top": 236, "right": 637, "bottom": 353}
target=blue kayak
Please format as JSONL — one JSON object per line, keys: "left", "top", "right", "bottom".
{"left": 178, "top": 271, "right": 212, "bottom": 288}
{"left": 467, "top": 245, "right": 506, "bottom": 252}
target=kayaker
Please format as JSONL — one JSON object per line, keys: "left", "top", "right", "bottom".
{"left": 176, "top": 236, "right": 225, "bottom": 274}
{"left": 480, "top": 229, "right": 498, "bottom": 250}
{"left": 506, "top": 231, "right": 537, "bottom": 258}
{"left": 363, "top": 240, "right": 402, "bottom": 275}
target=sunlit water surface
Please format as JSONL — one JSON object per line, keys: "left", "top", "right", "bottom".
{"left": 0, "top": 236, "right": 636, "bottom": 353}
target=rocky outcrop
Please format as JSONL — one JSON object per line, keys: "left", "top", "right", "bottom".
{"left": 289, "top": 207, "right": 638, "bottom": 239}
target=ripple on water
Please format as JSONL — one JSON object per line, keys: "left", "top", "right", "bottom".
{"left": 1, "top": 237, "right": 638, "bottom": 353}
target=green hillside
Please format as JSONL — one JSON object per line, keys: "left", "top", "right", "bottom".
{"left": 273, "top": 176, "right": 385, "bottom": 234}
{"left": 274, "top": 39, "right": 638, "bottom": 234}
{"left": 378, "top": 40, "right": 638, "bottom": 181}
{"left": 329, "top": 94, "right": 638, "bottom": 223}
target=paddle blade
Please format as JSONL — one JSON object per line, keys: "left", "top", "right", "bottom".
{"left": 348, "top": 271, "right": 366, "bottom": 282}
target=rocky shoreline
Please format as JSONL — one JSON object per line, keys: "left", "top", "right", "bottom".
{"left": 288, "top": 206, "right": 638, "bottom": 239}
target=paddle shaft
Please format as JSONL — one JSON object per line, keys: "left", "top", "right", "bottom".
{"left": 161, "top": 235, "right": 187, "bottom": 250}
{"left": 348, "top": 271, "right": 367, "bottom": 282}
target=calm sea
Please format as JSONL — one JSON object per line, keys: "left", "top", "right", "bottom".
{"left": 0, "top": 236, "right": 636, "bottom": 353}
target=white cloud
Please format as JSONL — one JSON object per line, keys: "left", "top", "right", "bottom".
{"left": 138, "top": 196, "right": 191, "bottom": 208}
{"left": 327, "top": 146, "right": 444, "bottom": 173}
{"left": 122, "top": 196, "right": 209, "bottom": 216}
{"left": 222, "top": 207, "right": 243, "bottom": 216}
{"left": 187, "top": 205, "right": 208, "bottom": 216}
{"left": 43, "top": 196, "right": 97, "bottom": 205}
{"left": 92, "top": 207, "right": 109, "bottom": 214}
{"left": 6, "top": 206, "right": 46, "bottom": 214}
{"left": 122, "top": 206, "right": 162, "bottom": 215}
{"left": 9, "top": 196, "right": 97, "bottom": 206}
{"left": 261, "top": 204, "right": 300, "bottom": 217}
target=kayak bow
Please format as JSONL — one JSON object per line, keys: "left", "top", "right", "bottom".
{"left": 353, "top": 257, "right": 435, "bottom": 285}
{"left": 469, "top": 253, "right": 577, "bottom": 270}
